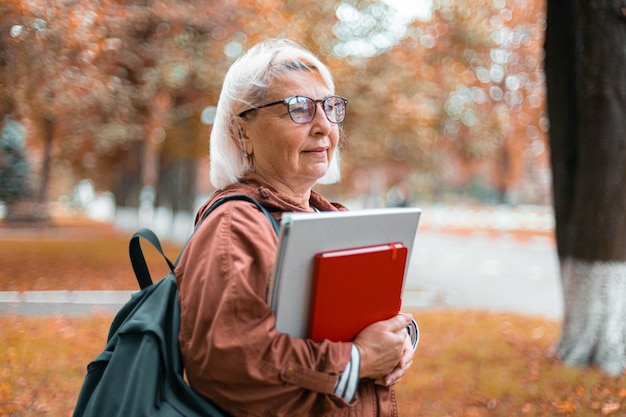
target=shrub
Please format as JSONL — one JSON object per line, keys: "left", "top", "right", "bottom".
{"left": 0, "top": 117, "right": 31, "bottom": 206}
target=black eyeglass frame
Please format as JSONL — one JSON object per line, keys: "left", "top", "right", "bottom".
{"left": 238, "top": 95, "right": 348, "bottom": 124}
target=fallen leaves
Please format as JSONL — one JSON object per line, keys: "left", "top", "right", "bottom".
{"left": 0, "top": 235, "right": 182, "bottom": 291}
{"left": 601, "top": 402, "right": 621, "bottom": 415}
{"left": 551, "top": 398, "right": 576, "bottom": 414}
{"left": 1, "top": 316, "right": 112, "bottom": 417}
{"left": 395, "top": 310, "right": 626, "bottom": 417}
{"left": 1, "top": 310, "right": 625, "bottom": 417}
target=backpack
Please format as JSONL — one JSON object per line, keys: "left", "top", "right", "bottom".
{"left": 73, "top": 194, "right": 280, "bottom": 417}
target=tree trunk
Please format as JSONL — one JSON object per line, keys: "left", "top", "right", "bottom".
{"left": 155, "top": 148, "right": 197, "bottom": 213}
{"left": 545, "top": 0, "right": 626, "bottom": 374}
{"left": 155, "top": 115, "right": 198, "bottom": 214}
{"left": 558, "top": 259, "right": 626, "bottom": 374}
{"left": 113, "top": 141, "right": 142, "bottom": 208}
{"left": 27, "top": 115, "right": 54, "bottom": 222}
{"left": 37, "top": 116, "right": 54, "bottom": 206}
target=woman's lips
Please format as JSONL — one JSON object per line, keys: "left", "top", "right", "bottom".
{"left": 303, "top": 147, "right": 328, "bottom": 157}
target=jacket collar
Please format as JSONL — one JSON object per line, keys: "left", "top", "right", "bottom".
{"left": 195, "top": 173, "right": 346, "bottom": 225}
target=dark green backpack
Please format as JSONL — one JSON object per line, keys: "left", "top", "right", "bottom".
{"left": 73, "top": 195, "right": 279, "bottom": 417}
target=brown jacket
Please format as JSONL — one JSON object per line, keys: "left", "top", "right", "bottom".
{"left": 176, "top": 173, "right": 399, "bottom": 416}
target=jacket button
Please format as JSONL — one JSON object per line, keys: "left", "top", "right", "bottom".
{"left": 283, "top": 367, "right": 295, "bottom": 379}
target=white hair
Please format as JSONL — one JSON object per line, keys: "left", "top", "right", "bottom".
{"left": 209, "top": 38, "right": 342, "bottom": 189}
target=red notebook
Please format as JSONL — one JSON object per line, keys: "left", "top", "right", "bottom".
{"left": 308, "top": 242, "right": 408, "bottom": 342}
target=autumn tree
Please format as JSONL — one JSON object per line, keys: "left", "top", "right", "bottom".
{"left": 1, "top": 1, "right": 246, "bottom": 216}
{"left": 1, "top": 0, "right": 550, "bottom": 224}
{"left": 331, "top": 0, "right": 547, "bottom": 204}
{"left": 0, "top": 1, "right": 94, "bottom": 216}
{"left": 545, "top": 1, "right": 626, "bottom": 374}
{"left": 57, "top": 1, "right": 229, "bottom": 212}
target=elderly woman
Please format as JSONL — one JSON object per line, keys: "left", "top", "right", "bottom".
{"left": 175, "top": 39, "right": 417, "bottom": 416}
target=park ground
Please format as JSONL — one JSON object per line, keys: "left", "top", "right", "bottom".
{"left": 1, "top": 213, "right": 625, "bottom": 416}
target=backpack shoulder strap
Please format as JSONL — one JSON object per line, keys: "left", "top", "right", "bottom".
{"left": 129, "top": 194, "right": 279, "bottom": 289}
{"left": 198, "top": 194, "right": 280, "bottom": 235}
{"left": 129, "top": 228, "right": 175, "bottom": 290}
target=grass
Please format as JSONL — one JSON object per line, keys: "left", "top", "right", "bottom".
{"left": 1, "top": 311, "right": 622, "bottom": 416}
{"left": 397, "top": 310, "right": 625, "bottom": 416}
{"left": 1, "top": 316, "right": 111, "bottom": 416}
{"left": 0, "top": 225, "right": 182, "bottom": 291}
{"left": 1, "top": 222, "right": 624, "bottom": 416}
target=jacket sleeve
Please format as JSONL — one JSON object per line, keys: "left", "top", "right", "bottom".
{"left": 175, "top": 200, "right": 354, "bottom": 412}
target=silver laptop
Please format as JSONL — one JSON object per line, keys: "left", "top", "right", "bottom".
{"left": 268, "top": 207, "right": 421, "bottom": 338}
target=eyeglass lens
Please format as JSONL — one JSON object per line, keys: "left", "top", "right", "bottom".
{"left": 287, "top": 96, "right": 347, "bottom": 124}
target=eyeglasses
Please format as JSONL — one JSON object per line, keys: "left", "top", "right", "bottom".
{"left": 238, "top": 95, "right": 348, "bottom": 124}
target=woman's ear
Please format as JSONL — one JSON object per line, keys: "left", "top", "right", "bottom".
{"left": 237, "top": 122, "right": 253, "bottom": 156}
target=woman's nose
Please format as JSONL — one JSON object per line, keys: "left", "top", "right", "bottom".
{"left": 310, "top": 103, "right": 332, "bottom": 134}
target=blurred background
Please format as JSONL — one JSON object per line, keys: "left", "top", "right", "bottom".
{"left": 0, "top": 0, "right": 551, "bottom": 241}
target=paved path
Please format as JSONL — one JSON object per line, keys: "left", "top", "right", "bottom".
{"left": 403, "top": 230, "right": 562, "bottom": 320}
{"left": 0, "top": 290, "right": 133, "bottom": 315}
{"left": 0, "top": 230, "right": 562, "bottom": 320}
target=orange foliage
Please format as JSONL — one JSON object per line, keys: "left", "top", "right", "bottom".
{"left": 2, "top": 0, "right": 549, "bottom": 207}
{"left": 0, "top": 223, "right": 181, "bottom": 291}
{"left": 2, "top": 311, "right": 625, "bottom": 417}
{"left": 0, "top": 316, "right": 111, "bottom": 416}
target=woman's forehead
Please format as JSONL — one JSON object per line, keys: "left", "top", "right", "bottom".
{"left": 268, "top": 70, "right": 332, "bottom": 98}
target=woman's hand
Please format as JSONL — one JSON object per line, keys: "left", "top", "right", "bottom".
{"left": 377, "top": 331, "right": 415, "bottom": 386}
{"left": 353, "top": 313, "right": 413, "bottom": 382}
